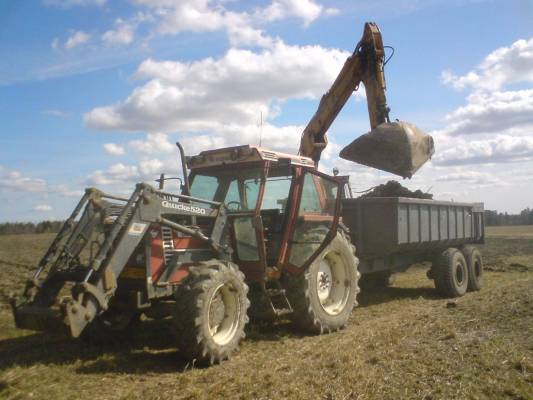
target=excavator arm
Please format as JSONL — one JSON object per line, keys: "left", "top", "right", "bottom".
{"left": 299, "top": 22, "right": 434, "bottom": 178}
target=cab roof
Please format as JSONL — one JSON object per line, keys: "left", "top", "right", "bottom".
{"left": 186, "top": 145, "right": 316, "bottom": 170}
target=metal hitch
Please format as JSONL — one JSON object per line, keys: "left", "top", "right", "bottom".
{"left": 339, "top": 121, "right": 435, "bottom": 178}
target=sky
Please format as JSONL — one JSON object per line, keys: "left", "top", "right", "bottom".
{"left": 0, "top": 0, "right": 532, "bottom": 222}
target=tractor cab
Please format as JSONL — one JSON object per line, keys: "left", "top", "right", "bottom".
{"left": 186, "top": 145, "right": 346, "bottom": 282}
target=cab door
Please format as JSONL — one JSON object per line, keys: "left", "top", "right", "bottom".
{"left": 280, "top": 169, "right": 341, "bottom": 271}
{"left": 227, "top": 170, "right": 267, "bottom": 282}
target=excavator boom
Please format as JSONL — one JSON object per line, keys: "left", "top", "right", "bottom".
{"left": 299, "top": 22, "right": 434, "bottom": 178}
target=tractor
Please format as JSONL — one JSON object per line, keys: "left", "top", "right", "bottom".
{"left": 11, "top": 22, "right": 436, "bottom": 364}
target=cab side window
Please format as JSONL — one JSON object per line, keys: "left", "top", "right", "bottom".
{"left": 262, "top": 176, "right": 292, "bottom": 211}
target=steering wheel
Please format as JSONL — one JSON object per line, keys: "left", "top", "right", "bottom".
{"left": 226, "top": 201, "right": 242, "bottom": 211}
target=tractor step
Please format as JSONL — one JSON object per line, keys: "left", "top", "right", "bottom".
{"left": 265, "top": 284, "right": 293, "bottom": 317}
{"left": 273, "top": 308, "right": 292, "bottom": 317}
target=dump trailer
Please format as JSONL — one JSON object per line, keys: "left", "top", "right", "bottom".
{"left": 342, "top": 197, "right": 485, "bottom": 295}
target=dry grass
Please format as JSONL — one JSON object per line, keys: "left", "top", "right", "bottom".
{"left": 0, "top": 230, "right": 532, "bottom": 400}
{"left": 486, "top": 225, "right": 533, "bottom": 238}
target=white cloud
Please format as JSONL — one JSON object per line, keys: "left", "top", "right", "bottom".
{"left": 102, "top": 20, "right": 135, "bottom": 45}
{"left": 51, "top": 185, "right": 84, "bottom": 197}
{"left": 403, "top": 35, "right": 533, "bottom": 210}
{"left": 260, "top": 0, "right": 323, "bottom": 26}
{"left": 147, "top": 1, "right": 274, "bottom": 48}
{"left": 442, "top": 37, "right": 533, "bottom": 92}
{"left": 33, "top": 204, "right": 53, "bottom": 212}
{"left": 65, "top": 31, "right": 91, "bottom": 49}
{"left": 86, "top": 158, "right": 176, "bottom": 188}
{"left": 0, "top": 167, "right": 84, "bottom": 200}
{"left": 138, "top": 158, "right": 165, "bottom": 176}
{"left": 38, "top": 0, "right": 340, "bottom": 87}
{"left": 436, "top": 37, "right": 533, "bottom": 175}
{"left": 435, "top": 171, "right": 501, "bottom": 185}
{"left": 324, "top": 7, "right": 340, "bottom": 16}
{"left": 0, "top": 167, "right": 47, "bottom": 193}
{"left": 129, "top": 133, "right": 175, "bottom": 154}
{"left": 178, "top": 123, "right": 304, "bottom": 155}
{"left": 433, "top": 134, "right": 533, "bottom": 166}
{"left": 149, "top": 0, "right": 225, "bottom": 34}
{"left": 84, "top": 42, "right": 349, "bottom": 137}
{"left": 103, "top": 143, "right": 125, "bottom": 155}
{"left": 436, "top": 89, "right": 533, "bottom": 136}
{"left": 132, "top": 0, "right": 333, "bottom": 47}
{"left": 87, "top": 163, "right": 139, "bottom": 186}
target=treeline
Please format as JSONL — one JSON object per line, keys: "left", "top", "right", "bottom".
{"left": 484, "top": 208, "right": 533, "bottom": 226}
{"left": 1, "top": 208, "right": 532, "bottom": 234}
{"left": 0, "top": 221, "right": 64, "bottom": 235}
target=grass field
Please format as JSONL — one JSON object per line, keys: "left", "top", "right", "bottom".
{"left": 0, "top": 226, "right": 532, "bottom": 399}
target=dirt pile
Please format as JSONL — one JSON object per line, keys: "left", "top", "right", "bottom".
{"left": 360, "top": 180, "right": 433, "bottom": 199}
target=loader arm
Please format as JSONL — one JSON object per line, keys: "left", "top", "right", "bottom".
{"left": 11, "top": 183, "right": 229, "bottom": 338}
{"left": 298, "top": 22, "right": 389, "bottom": 164}
{"left": 299, "top": 22, "right": 434, "bottom": 178}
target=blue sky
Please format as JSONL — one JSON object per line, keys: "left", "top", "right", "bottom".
{"left": 1, "top": 0, "right": 532, "bottom": 222}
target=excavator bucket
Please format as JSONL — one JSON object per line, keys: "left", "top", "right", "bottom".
{"left": 339, "top": 121, "right": 435, "bottom": 178}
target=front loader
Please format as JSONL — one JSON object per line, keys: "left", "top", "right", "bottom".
{"left": 11, "top": 184, "right": 231, "bottom": 339}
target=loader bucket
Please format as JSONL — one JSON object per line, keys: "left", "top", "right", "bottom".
{"left": 339, "top": 121, "right": 435, "bottom": 178}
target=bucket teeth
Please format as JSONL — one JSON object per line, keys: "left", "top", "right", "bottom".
{"left": 340, "top": 121, "right": 435, "bottom": 178}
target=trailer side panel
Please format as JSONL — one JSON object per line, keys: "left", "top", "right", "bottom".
{"left": 342, "top": 197, "right": 484, "bottom": 259}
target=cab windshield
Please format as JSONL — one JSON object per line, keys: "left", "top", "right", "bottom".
{"left": 189, "top": 168, "right": 263, "bottom": 212}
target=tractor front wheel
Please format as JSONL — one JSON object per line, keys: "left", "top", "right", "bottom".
{"left": 287, "top": 231, "right": 360, "bottom": 334}
{"left": 174, "top": 260, "right": 249, "bottom": 365}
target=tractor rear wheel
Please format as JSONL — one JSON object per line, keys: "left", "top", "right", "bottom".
{"left": 174, "top": 260, "right": 249, "bottom": 365}
{"left": 286, "top": 231, "right": 360, "bottom": 334}
{"left": 433, "top": 248, "right": 469, "bottom": 298}
{"left": 461, "top": 245, "right": 484, "bottom": 291}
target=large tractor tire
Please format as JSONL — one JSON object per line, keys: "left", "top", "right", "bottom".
{"left": 461, "top": 245, "right": 484, "bottom": 291}
{"left": 80, "top": 309, "right": 141, "bottom": 344}
{"left": 286, "top": 231, "right": 360, "bottom": 334}
{"left": 433, "top": 248, "right": 469, "bottom": 298}
{"left": 174, "top": 260, "right": 249, "bottom": 365}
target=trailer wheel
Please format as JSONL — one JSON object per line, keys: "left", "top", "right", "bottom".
{"left": 461, "top": 245, "right": 483, "bottom": 291}
{"left": 174, "top": 260, "right": 249, "bottom": 365}
{"left": 433, "top": 248, "right": 469, "bottom": 298}
{"left": 286, "top": 231, "right": 360, "bottom": 334}
{"left": 80, "top": 310, "right": 141, "bottom": 344}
